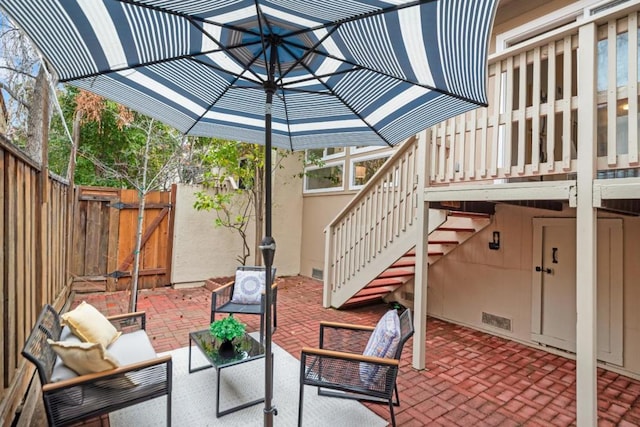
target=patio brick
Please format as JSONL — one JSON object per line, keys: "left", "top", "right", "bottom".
{"left": 66, "top": 275, "right": 640, "bottom": 426}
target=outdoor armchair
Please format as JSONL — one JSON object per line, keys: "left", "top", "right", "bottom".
{"left": 298, "top": 308, "right": 413, "bottom": 427}
{"left": 210, "top": 266, "right": 277, "bottom": 344}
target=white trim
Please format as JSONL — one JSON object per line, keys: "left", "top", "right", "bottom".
{"left": 303, "top": 160, "right": 345, "bottom": 194}
{"left": 495, "top": 1, "right": 596, "bottom": 52}
{"left": 349, "top": 145, "right": 388, "bottom": 155}
{"left": 348, "top": 152, "right": 391, "bottom": 190}
{"left": 306, "top": 147, "right": 346, "bottom": 162}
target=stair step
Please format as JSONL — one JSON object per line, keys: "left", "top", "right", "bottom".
{"left": 355, "top": 286, "right": 399, "bottom": 298}
{"left": 391, "top": 258, "right": 416, "bottom": 268}
{"left": 428, "top": 251, "right": 444, "bottom": 256}
{"left": 341, "top": 295, "right": 385, "bottom": 308}
{"left": 438, "top": 227, "right": 475, "bottom": 232}
{"left": 448, "top": 211, "right": 491, "bottom": 219}
{"left": 428, "top": 240, "right": 459, "bottom": 245}
{"left": 368, "top": 277, "right": 406, "bottom": 288}
{"left": 378, "top": 269, "right": 414, "bottom": 278}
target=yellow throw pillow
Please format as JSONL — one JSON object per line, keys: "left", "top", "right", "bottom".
{"left": 60, "top": 301, "right": 121, "bottom": 348}
{"left": 47, "top": 339, "right": 119, "bottom": 375}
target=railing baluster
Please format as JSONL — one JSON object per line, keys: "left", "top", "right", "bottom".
{"left": 629, "top": 12, "right": 638, "bottom": 164}
{"left": 438, "top": 121, "right": 446, "bottom": 181}
{"left": 448, "top": 117, "right": 456, "bottom": 180}
{"left": 458, "top": 112, "right": 466, "bottom": 180}
{"left": 532, "top": 46, "right": 542, "bottom": 173}
{"left": 480, "top": 107, "right": 488, "bottom": 177}
{"left": 517, "top": 51, "right": 527, "bottom": 174}
{"left": 469, "top": 109, "right": 477, "bottom": 178}
{"left": 547, "top": 40, "right": 557, "bottom": 171}
{"left": 562, "top": 35, "right": 573, "bottom": 170}
{"left": 491, "top": 59, "right": 502, "bottom": 177}
{"left": 504, "top": 58, "right": 514, "bottom": 175}
{"left": 607, "top": 19, "right": 618, "bottom": 166}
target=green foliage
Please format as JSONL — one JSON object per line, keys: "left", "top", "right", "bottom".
{"left": 209, "top": 315, "right": 246, "bottom": 342}
{"left": 48, "top": 86, "right": 183, "bottom": 189}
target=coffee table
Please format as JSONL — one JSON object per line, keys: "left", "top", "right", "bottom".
{"left": 188, "top": 329, "right": 265, "bottom": 417}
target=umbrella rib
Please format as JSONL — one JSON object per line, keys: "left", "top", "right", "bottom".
{"left": 283, "top": 0, "right": 434, "bottom": 38}
{"left": 278, "top": 38, "right": 487, "bottom": 107}
{"left": 277, "top": 25, "right": 340, "bottom": 84}
{"left": 287, "top": 47, "right": 393, "bottom": 147}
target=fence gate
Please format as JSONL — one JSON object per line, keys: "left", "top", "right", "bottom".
{"left": 71, "top": 186, "right": 174, "bottom": 292}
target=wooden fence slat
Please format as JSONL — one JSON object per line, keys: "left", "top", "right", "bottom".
{"left": 0, "top": 149, "right": 5, "bottom": 389}
{"left": 5, "top": 155, "right": 17, "bottom": 386}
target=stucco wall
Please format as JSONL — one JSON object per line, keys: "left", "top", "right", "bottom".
{"left": 426, "top": 203, "right": 640, "bottom": 376}
{"left": 171, "top": 151, "right": 304, "bottom": 286}
{"left": 300, "top": 192, "right": 355, "bottom": 279}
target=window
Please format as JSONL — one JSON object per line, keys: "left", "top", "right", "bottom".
{"left": 596, "top": 28, "right": 640, "bottom": 157}
{"left": 306, "top": 147, "right": 344, "bottom": 161}
{"left": 304, "top": 162, "right": 344, "bottom": 193}
{"left": 350, "top": 154, "right": 390, "bottom": 189}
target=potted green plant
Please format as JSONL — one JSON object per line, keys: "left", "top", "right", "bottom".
{"left": 209, "top": 315, "right": 246, "bottom": 356}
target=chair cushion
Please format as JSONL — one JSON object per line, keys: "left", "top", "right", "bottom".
{"left": 48, "top": 339, "right": 119, "bottom": 375}
{"left": 359, "top": 309, "right": 401, "bottom": 385}
{"left": 231, "top": 269, "right": 266, "bottom": 304}
{"left": 60, "top": 301, "right": 121, "bottom": 348}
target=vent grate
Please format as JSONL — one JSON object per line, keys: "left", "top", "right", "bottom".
{"left": 311, "top": 268, "right": 323, "bottom": 280}
{"left": 482, "top": 312, "right": 512, "bottom": 331}
{"left": 590, "top": 0, "right": 629, "bottom": 15}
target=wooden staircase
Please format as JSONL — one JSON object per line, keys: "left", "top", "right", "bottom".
{"left": 340, "top": 211, "right": 491, "bottom": 309}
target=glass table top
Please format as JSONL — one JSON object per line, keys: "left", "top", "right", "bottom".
{"left": 189, "top": 329, "right": 265, "bottom": 368}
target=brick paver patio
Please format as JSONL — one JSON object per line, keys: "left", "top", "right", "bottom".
{"left": 70, "top": 275, "right": 640, "bottom": 426}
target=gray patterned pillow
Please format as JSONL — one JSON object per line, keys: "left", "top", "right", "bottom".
{"left": 231, "top": 270, "right": 266, "bottom": 304}
{"left": 359, "top": 309, "right": 400, "bottom": 385}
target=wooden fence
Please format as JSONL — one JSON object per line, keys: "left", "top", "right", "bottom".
{"left": 0, "top": 136, "right": 72, "bottom": 426}
{"left": 0, "top": 137, "right": 174, "bottom": 425}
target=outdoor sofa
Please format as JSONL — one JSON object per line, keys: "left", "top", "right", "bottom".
{"left": 22, "top": 303, "right": 172, "bottom": 426}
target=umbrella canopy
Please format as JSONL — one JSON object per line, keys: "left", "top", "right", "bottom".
{"left": 2, "top": 1, "right": 498, "bottom": 425}
{"left": 2, "top": 0, "right": 496, "bottom": 150}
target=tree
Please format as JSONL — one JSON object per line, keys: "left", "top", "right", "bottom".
{"left": 0, "top": 14, "right": 51, "bottom": 163}
{"left": 193, "top": 140, "right": 265, "bottom": 266}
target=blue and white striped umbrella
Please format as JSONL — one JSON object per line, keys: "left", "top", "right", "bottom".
{"left": 1, "top": 1, "right": 498, "bottom": 424}
{"left": 2, "top": 0, "right": 497, "bottom": 151}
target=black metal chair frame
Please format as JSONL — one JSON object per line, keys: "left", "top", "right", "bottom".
{"left": 22, "top": 304, "right": 172, "bottom": 427}
{"left": 298, "top": 309, "right": 414, "bottom": 427}
{"left": 210, "top": 266, "right": 277, "bottom": 344}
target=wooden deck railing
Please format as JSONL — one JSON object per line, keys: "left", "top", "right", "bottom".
{"left": 430, "top": 7, "right": 640, "bottom": 184}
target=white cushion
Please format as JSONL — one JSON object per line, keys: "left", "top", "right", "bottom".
{"left": 359, "top": 310, "right": 401, "bottom": 385}
{"left": 231, "top": 270, "right": 266, "bottom": 305}
{"left": 60, "top": 301, "right": 121, "bottom": 348}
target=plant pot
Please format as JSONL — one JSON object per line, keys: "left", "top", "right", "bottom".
{"left": 218, "top": 339, "right": 236, "bottom": 357}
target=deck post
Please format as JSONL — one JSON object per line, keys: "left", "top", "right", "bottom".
{"left": 413, "top": 129, "right": 429, "bottom": 369}
{"left": 576, "top": 22, "right": 598, "bottom": 427}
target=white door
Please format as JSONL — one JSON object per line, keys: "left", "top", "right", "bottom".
{"left": 531, "top": 218, "right": 623, "bottom": 365}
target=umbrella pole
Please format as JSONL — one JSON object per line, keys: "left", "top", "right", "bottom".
{"left": 261, "top": 42, "right": 278, "bottom": 427}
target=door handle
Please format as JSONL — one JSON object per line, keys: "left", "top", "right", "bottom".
{"left": 535, "top": 266, "right": 553, "bottom": 274}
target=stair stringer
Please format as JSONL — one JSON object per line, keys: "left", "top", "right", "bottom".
{"left": 329, "top": 209, "right": 448, "bottom": 308}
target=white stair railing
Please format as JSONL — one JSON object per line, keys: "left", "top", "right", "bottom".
{"left": 323, "top": 134, "right": 423, "bottom": 307}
